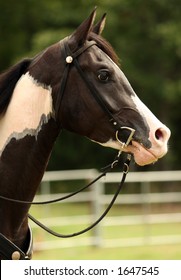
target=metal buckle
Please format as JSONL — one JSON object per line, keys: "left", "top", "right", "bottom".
{"left": 123, "top": 154, "right": 132, "bottom": 174}
{"left": 116, "top": 126, "right": 135, "bottom": 148}
{"left": 111, "top": 127, "right": 135, "bottom": 170}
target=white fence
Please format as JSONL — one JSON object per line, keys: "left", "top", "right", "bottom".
{"left": 31, "top": 170, "right": 181, "bottom": 251}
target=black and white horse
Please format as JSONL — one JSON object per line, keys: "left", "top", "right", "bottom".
{"left": 0, "top": 9, "right": 170, "bottom": 259}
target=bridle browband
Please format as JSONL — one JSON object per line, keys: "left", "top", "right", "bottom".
{"left": 0, "top": 39, "right": 136, "bottom": 260}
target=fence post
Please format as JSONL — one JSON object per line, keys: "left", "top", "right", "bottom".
{"left": 40, "top": 181, "right": 51, "bottom": 216}
{"left": 90, "top": 170, "right": 104, "bottom": 247}
{"left": 141, "top": 181, "right": 151, "bottom": 244}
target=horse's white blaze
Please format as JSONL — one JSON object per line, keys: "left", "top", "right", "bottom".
{"left": 131, "top": 94, "right": 170, "bottom": 148}
{"left": 0, "top": 72, "right": 53, "bottom": 154}
{"left": 131, "top": 93, "right": 164, "bottom": 135}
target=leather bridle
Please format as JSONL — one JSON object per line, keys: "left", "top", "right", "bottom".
{"left": 56, "top": 38, "right": 135, "bottom": 149}
{"left": 0, "top": 39, "right": 135, "bottom": 259}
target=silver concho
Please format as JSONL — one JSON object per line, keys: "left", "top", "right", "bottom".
{"left": 66, "top": 56, "right": 73, "bottom": 64}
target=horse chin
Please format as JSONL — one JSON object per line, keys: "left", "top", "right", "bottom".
{"left": 92, "top": 138, "right": 159, "bottom": 166}
{"left": 125, "top": 141, "right": 158, "bottom": 166}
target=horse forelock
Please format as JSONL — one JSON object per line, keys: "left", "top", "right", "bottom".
{"left": 88, "top": 32, "right": 119, "bottom": 66}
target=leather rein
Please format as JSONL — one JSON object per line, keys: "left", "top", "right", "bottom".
{"left": 0, "top": 39, "right": 135, "bottom": 259}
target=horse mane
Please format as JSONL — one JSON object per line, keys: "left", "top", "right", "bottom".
{"left": 0, "top": 58, "right": 32, "bottom": 114}
{"left": 88, "top": 32, "right": 119, "bottom": 65}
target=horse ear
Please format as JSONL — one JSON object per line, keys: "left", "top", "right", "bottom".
{"left": 69, "top": 8, "right": 97, "bottom": 51}
{"left": 92, "top": 13, "right": 106, "bottom": 35}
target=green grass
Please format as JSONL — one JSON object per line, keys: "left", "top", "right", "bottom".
{"left": 29, "top": 203, "right": 181, "bottom": 260}
{"left": 33, "top": 244, "right": 181, "bottom": 260}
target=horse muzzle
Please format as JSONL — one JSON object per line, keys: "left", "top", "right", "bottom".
{"left": 124, "top": 125, "right": 171, "bottom": 166}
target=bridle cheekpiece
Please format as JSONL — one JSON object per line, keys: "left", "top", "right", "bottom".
{"left": 56, "top": 38, "right": 135, "bottom": 150}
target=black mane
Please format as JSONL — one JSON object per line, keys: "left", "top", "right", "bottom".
{"left": 0, "top": 58, "right": 32, "bottom": 114}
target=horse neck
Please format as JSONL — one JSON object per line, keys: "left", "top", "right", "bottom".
{"left": 0, "top": 74, "right": 60, "bottom": 249}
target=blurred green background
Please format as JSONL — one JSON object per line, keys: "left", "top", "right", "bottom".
{"left": 0, "top": 0, "right": 180, "bottom": 171}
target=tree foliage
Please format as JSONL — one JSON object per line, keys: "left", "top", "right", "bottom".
{"left": 0, "top": 0, "right": 180, "bottom": 170}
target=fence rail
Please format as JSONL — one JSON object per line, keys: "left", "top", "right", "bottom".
{"left": 41, "top": 169, "right": 181, "bottom": 182}
{"left": 31, "top": 169, "right": 181, "bottom": 251}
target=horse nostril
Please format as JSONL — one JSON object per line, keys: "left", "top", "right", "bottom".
{"left": 155, "top": 128, "right": 164, "bottom": 141}
{"left": 153, "top": 126, "right": 171, "bottom": 147}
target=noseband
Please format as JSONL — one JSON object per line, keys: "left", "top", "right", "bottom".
{"left": 56, "top": 38, "right": 135, "bottom": 149}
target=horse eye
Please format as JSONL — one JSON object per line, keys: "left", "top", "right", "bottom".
{"left": 97, "top": 70, "right": 110, "bottom": 82}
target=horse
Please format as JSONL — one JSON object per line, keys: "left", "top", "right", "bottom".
{"left": 0, "top": 9, "right": 170, "bottom": 259}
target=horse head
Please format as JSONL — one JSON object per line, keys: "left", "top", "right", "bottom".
{"left": 52, "top": 9, "right": 170, "bottom": 166}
